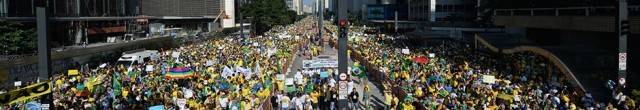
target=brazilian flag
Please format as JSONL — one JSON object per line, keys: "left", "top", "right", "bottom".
{"left": 306, "top": 83, "right": 314, "bottom": 93}
{"left": 402, "top": 59, "right": 411, "bottom": 71}
{"left": 113, "top": 74, "right": 122, "bottom": 96}
{"left": 382, "top": 51, "right": 388, "bottom": 65}
{"left": 390, "top": 72, "right": 396, "bottom": 81}
{"left": 351, "top": 64, "right": 366, "bottom": 79}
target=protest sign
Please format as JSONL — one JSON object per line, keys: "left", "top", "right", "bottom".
{"left": 146, "top": 65, "right": 154, "bottom": 71}
{"left": 0, "top": 81, "right": 52, "bottom": 105}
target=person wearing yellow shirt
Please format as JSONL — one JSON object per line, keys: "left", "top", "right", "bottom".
{"left": 188, "top": 99, "right": 198, "bottom": 109}
{"left": 312, "top": 47, "right": 317, "bottom": 56}
{"left": 56, "top": 79, "right": 63, "bottom": 87}
{"left": 278, "top": 81, "right": 285, "bottom": 91}
{"left": 243, "top": 99, "right": 252, "bottom": 110}
{"left": 172, "top": 90, "right": 179, "bottom": 98}
{"left": 488, "top": 102, "right": 498, "bottom": 110}
{"left": 385, "top": 92, "right": 393, "bottom": 110}
{"left": 491, "top": 90, "right": 498, "bottom": 98}
{"left": 242, "top": 87, "right": 250, "bottom": 97}
{"left": 402, "top": 102, "right": 414, "bottom": 110}
{"left": 414, "top": 88, "right": 423, "bottom": 98}
{"left": 308, "top": 91, "right": 318, "bottom": 109}
{"left": 393, "top": 95, "right": 399, "bottom": 109}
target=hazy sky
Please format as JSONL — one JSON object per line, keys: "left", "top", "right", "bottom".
{"left": 303, "top": 0, "right": 315, "bottom": 6}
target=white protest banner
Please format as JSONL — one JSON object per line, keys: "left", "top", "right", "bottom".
{"left": 99, "top": 63, "right": 107, "bottom": 68}
{"left": 222, "top": 66, "right": 234, "bottom": 78}
{"left": 402, "top": 49, "right": 410, "bottom": 54}
{"left": 183, "top": 89, "right": 193, "bottom": 98}
{"left": 177, "top": 99, "right": 187, "bottom": 109}
{"left": 482, "top": 75, "right": 496, "bottom": 84}
{"left": 276, "top": 74, "right": 285, "bottom": 81}
{"left": 205, "top": 60, "right": 214, "bottom": 66}
{"left": 146, "top": 65, "right": 154, "bottom": 71}
{"left": 172, "top": 52, "right": 180, "bottom": 58}
{"left": 14, "top": 81, "right": 21, "bottom": 87}
{"left": 303, "top": 60, "right": 338, "bottom": 68}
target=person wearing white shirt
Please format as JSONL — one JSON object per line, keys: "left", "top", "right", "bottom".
{"left": 219, "top": 93, "right": 229, "bottom": 109}
{"left": 295, "top": 95, "right": 304, "bottom": 110}
{"left": 328, "top": 78, "right": 336, "bottom": 88}
{"left": 347, "top": 80, "right": 354, "bottom": 93}
{"left": 616, "top": 92, "right": 626, "bottom": 108}
{"left": 552, "top": 96, "right": 560, "bottom": 108}
{"left": 291, "top": 96, "right": 298, "bottom": 108}
{"left": 296, "top": 72, "right": 304, "bottom": 85}
{"left": 450, "top": 92, "right": 457, "bottom": 99}
{"left": 281, "top": 95, "right": 291, "bottom": 110}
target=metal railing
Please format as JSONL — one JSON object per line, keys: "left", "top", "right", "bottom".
{"left": 0, "top": 55, "right": 34, "bottom": 61}
{"left": 494, "top": 6, "right": 640, "bottom": 16}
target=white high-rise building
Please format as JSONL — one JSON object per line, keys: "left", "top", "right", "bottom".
{"left": 294, "top": 0, "right": 302, "bottom": 15}
{"left": 326, "top": 0, "right": 334, "bottom": 12}
{"left": 222, "top": 0, "right": 235, "bottom": 28}
{"left": 304, "top": 5, "right": 314, "bottom": 14}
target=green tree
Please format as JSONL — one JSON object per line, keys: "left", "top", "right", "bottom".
{"left": 240, "top": 0, "right": 298, "bottom": 34}
{"left": 444, "top": 13, "right": 462, "bottom": 24}
{"left": 0, "top": 19, "right": 37, "bottom": 55}
{"left": 323, "top": 9, "right": 334, "bottom": 20}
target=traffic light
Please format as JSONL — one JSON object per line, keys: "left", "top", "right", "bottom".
{"left": 339, "top": 20, "right": 348, "bottom": 38}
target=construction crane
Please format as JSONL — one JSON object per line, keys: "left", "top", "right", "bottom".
{"left": 213, "top": 11, "right": 231, "bottom": 32}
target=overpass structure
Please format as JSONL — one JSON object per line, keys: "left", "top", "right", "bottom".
{"left": 478, "top": 6, "right": 639, "bottom": 99}
{"left": 493, "top": 6, "right": 640, "bottom": 34}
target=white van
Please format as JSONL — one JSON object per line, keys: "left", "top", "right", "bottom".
{"left": 116, "top": 49, "right": 160, "bottom": 67}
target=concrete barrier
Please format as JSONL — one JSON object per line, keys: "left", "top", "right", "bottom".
{"left": 0, "top": 37, "right": 173, "bottom": 88}
{"left": 262, "top": 41, "right": 307, "bottom": 110}
{"left": 474, "top": 34, "right": 586, "bottom": 95}
{"left": 329, "top": 40, "right": 428, "bottom": 109}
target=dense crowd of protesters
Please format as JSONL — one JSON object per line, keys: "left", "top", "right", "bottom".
{"left": 2, "top": 19, "right": 637, "bottom": 110}
{"left": 345, "top": 27, "right": 637, "bottom": 110}
{"left": 0, "top": 17, "right": 323, "bottom": 110}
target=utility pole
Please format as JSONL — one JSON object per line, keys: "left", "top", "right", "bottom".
{"left": 394, "top": 11, "right": 398, "bottom": 33}
{"left": 318, "top": 0, "right": 323, "bottom": 45}
{"left": 35, "top": 0, "right": 52, "bottom": 109}
{"left": 616, "top": 0, "right": 628, "bottom": 88}
{"left": 337, "top": 0, "right": 349, "bottom": 109}
{"left": 238, "top": 0, "right": 244, "bottom": 38}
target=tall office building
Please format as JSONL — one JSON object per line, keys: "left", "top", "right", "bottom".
{"left": 297, "top": 0, "right": 303, "bottom": 15}
{"left": 326, "top": 0, "right": 334, "bottom": 12}
{"left": 0, "top": 0, "right": 222, "bottom": 46}
{"left": 408, "top": 0, "right": 429, "bottom": 21}
{"left": 420, "top": 0, "right": 477, "bottom": 22}
{"left": 304, "top": 5, "right": 313, "bottom": 14}
{"left": 286, "top": 0, "right": 303, "bottom": 15}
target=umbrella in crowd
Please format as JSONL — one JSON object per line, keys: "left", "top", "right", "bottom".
{"left": 24, "top": 101, "right": 40, "bottom": 110}
{"left": 412, "top": 57, "right": 428, "bottom": 63}
{"left": 148, "top": 105, "right": 164, "bottom": 110}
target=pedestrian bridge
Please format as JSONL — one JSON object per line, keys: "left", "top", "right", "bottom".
{"left": 493, "top": 6, "right": 640, "bottom": 34}
{"left": 475, "top": 33, "right": 617, "bottom": 99}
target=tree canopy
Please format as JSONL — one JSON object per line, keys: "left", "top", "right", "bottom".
{"left": 240, "top": 0, "right": 302, "bottom": 34}
{"left": 0, "top": 19, "right": 37, "bottom": 55}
